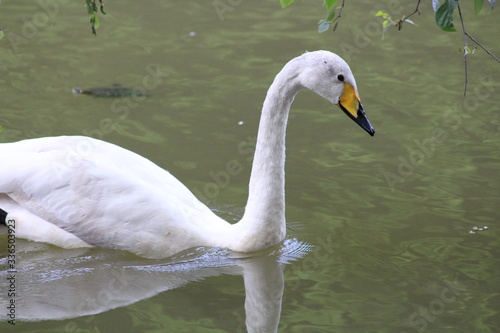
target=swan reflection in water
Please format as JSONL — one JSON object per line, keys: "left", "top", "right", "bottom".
{"left": 0, "top": 236, "right": 311, "bottom": 332}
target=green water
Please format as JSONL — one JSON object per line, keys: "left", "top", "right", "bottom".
{"left": 1, "top": 0, "right": 499, "bottom": 332}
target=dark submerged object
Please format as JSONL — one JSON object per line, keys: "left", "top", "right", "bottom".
{"left": 72, "top": 84, "right": 149, "bottom": 98}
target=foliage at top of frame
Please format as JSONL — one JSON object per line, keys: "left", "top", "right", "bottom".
{"left": 280, "top": 0, "right": 495, "bottom": 34}
{"left": 86, "top": 0, "right": 106, "bottom": 36}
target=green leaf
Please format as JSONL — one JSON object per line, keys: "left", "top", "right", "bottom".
{"left": 435, "top": 0, "right": 458, "bottom": 32}
{"left": 85, "top": 1, "right": 93, "bottom": 14}
{"left": 375, "top": 10, "right": 389, "bottom": 19}
{"left": 326, "top": 8, "right": 336, "bottom": 21}
{"left": 318, "top": 20, "right": 331, "bottom": 33}
{"left": 280, "top": 0, "right": 295, "bottom": 8}
{"left": 383, "top": 20, "right": 392, "bottom": 34}
{"left": 474, "top": 0, "right": 484, "bottom": 15}
{"left": 93, "top": 15, "right": 100, "bottom": 29}
{"left": 324, "top": 0, "right": 337, "bottom": 11}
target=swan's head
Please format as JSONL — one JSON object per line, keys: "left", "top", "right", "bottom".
{"left": 295, "top": 50, "right": 375, "bottom": 136}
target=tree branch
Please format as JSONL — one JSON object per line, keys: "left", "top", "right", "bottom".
{"left": 398, "top": 0, "right": 422, "bottom": 30}
{"left": 404, "top": 0, "right": 422, "bottom": 21}
{"left": 457, "top": 4, "right": 469, "bottom": 96}
{"left": 465, "top": 32, "right": 500, "bottom": 64}
{"left": 457, "top": 3, "right": 500, "bottom": 96}
{"left": 332, "top": 0, "right": 346, "bottom": 24}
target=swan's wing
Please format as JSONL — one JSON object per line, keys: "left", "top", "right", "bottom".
{"left": 0, "top": 136, "right": 221, "bottom": 256}
{"left": 0, "top": 194, "right": 92, "bottom": 248}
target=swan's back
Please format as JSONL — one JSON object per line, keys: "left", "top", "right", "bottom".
{"left": 0, "top": 136, "right": 228, "bottom": 258}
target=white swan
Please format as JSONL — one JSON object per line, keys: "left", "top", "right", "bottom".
{"left": 0, "top": 50, "right": 374, "bottom": 258}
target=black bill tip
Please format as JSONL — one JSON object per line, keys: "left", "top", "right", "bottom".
{"left": 357, "top": 108, "right": 375, "bottom": 137}
{"left": 339, "top": 101, "right": 375, "bottom": 137}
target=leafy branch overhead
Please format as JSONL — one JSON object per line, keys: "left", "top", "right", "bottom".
{"left": 281, "top": 0, "right": 344, "bottom": 33}
{"left": 431, "top": 0, "right": 498, "bottom": 94}
{"left": 281, "top": 0, "right": 498, "bottom": 95}
{"left": 86, "top": 0, "right": 106, "bottom": 35}
{"left": 318, "top": 0, "right": 345, "bottom": 33}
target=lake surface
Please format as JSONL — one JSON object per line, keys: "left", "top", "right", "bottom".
{"left": 1, "top": 0, "right": 499, "bottom": 332}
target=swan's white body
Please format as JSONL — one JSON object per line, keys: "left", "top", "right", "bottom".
{"left": 0, "top": 51, "right": 374, "bottom": 258}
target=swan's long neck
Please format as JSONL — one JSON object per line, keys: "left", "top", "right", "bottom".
{"left": 234, "top": 61, "right": 301, "bottom": 250}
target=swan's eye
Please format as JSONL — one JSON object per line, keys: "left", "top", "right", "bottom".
{"left": 337, "top": 74, "right": 344, "bottom": 82}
